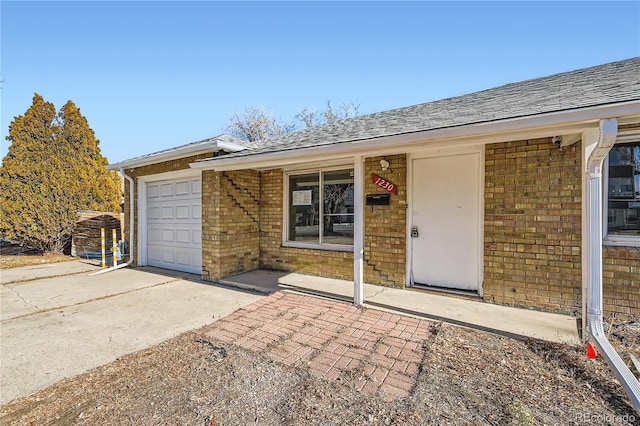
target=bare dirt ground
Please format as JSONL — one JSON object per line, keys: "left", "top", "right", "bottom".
{"left": 1, "top": 294, "right": 638, "bottom": 426}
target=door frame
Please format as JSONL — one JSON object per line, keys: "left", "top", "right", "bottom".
{"left": 137, "top": 169, "right": 202, "bottom": 268}
{"left": 406, "top": 145, "right": 485, "bottom": 296}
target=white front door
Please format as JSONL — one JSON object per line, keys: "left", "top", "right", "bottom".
{"left": 146, "top": 177, "right": 202, "bottom": 274}
{"left": 411, "top": 153, "right": 481, "bottom": 291}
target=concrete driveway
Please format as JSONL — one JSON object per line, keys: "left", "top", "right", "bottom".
{"left": 0, "top": 261, "right": 262, "bottom": 404}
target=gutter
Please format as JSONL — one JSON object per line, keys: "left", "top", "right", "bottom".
{"left": 584, "top": 118, "right": 640, "bottom": 413}
{"left": 89, "top": 169, "right": 135, "bottom": 276}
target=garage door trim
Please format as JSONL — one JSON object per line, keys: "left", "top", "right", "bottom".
{"left": 138, "top": 169, "right": 202, "bottom": 272}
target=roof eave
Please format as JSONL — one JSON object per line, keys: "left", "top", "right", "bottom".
{"left": 107, "top": 140, "right": 248, "bottom": 170}
{"left": 190, "top": 101, "right": 640, "bottom": 172}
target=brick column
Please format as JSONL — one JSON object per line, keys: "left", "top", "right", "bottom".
{"left": 363, "top": 154, "right": 407, "bottom": 287}
{"left": 202, "top": 169, "right": 260, "bottom": 281}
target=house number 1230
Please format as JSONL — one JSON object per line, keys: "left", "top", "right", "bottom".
{"left": 371, "top": 174, "right": 398, "bottom": 195}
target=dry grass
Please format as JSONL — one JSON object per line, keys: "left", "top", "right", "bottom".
{"left": 0, "top": 253, "right": 74, "bottom": 269}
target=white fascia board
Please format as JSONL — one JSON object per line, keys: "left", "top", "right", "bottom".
{"left": 107, "top": 146, "right": 221, "bottom": 170}
{"left": 190, "top": 102, "right": 640, "bottom": 172}
{"left": 107, "top": 139, "right": 249, "bottom": 171}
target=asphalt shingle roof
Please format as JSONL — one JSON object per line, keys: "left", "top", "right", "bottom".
{"left": 214, "top": 57, "right": 640, "bottom": 160}
{"left": 108, "top": 134, "right": 250, "bottom": 169}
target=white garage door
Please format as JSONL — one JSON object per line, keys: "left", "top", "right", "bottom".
{"left": 146, "top": 177, "right": 202, "bottom": 274}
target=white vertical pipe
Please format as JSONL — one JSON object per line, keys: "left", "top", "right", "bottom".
{"left": 581, "top": 127, "right": 602, "bottom": 340}
{"left": 353, "top": 154, "right": 364, "bottom": 305}
{"left": 587, "top": 171, "right": 604, "bottom": 326}
{"left": 122, "top": 168, "right": 135, "bottom": 267}
{"left": 584, "top": 119, "right": 640, "bottom": 413}
{"left": 89, "top": 169, "right": 135, "bottom": 276}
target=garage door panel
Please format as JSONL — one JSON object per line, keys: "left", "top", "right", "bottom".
{"left": 149, "top": 229, "right": 199, "bottom": 247}
{"left": 161, "top": 206, "right": 174, "bottom": 219}
{"left": 161, "top": 229, "right": 175, "bottom": 243}
{"left": 146, "top": 176, "right": 202, "bottom": 274}
{"left": 176, "top": 252, "right": 192, "bottom": 266}
{"left": 147, "top": 246, "right": 200, "bottom": 271}
{"left": 192, "top": 203, "right": 202, "bottom": 220}
{"left": 191, "top": 179, "right": 202, "bottom": 194}
{"left": 175, "top": 181, "right": 190, "bottom": 196}
{"left": 162, "top": 251, "right": 175, "bottom": 263}
{"left": 148, "top": 248, "right": 162, "bottom": 263}
{"left": 148, "top": 206, "right": 161, "bottom": 220}
{"left": 176, "top": 229, "right": 191, "bottom": 244}
{"left": 148, "top": 184, "right": 161, "bottom": 199}
{"left": 148, "top": 228, "right": 162, "bottom": 244}
{"left": 160, "top": 183, "right": 173, "bottom": 197}
{"left": 175, "top": 205, "right": 190, "bottom": 219}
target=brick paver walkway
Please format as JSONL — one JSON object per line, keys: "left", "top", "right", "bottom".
{"left": 202, "top": 292, "right": 435, "bottom": 400}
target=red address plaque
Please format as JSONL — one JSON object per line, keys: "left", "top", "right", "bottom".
{"left": 371, "top": 173, "right": 398, "bottom": 195}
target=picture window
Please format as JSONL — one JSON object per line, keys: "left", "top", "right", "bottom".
{"left": 287, "top": 168, "right": 354, "bottom": 247}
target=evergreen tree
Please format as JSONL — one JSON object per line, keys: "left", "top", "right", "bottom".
{"left": 0, "top": 94, "right": 121, "bottom": 252}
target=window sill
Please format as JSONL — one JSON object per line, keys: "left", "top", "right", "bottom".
{"left": 603, "top": 236, "right": 640, "bottom": 248}
{"left": 282, "top": 242, "right": 354, "bottom": 252}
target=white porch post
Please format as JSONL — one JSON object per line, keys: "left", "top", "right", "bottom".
{"left": 353, "top": 154, "right": 364, "bottom": 305}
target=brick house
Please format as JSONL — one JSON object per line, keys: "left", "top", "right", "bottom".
{"left": 108, "top": 58, "right": 639, "bottom": 323}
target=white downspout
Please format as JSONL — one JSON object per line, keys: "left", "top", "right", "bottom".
{"left": 584, "top": 118, "right": 640, "bottom": 413}
{"left": 89, "top": 168, "right": 135, "bottom": 275}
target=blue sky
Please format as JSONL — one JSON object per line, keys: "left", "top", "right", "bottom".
{"left": 2, "top": 1, "right": 639, "bottom": 164}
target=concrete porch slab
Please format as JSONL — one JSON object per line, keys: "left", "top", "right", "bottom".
{"left": 219, "top": 270, "right": 581, "bottom": 345}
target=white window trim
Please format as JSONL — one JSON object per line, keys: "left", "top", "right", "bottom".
{"left": 283, "top": 166, "right": 355, "bottom": 252}
{"left": 602, "top": 134, "right": 640, "bottom": 247}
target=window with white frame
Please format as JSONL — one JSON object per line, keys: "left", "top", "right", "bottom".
{"left": 605, "top": 141, "right": 640, "bottom": 241}
{"left": 287, "top": 168, "right": 354, "bottom": 247}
